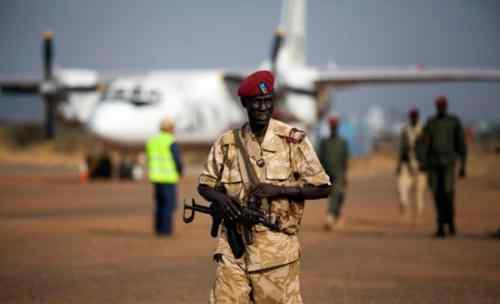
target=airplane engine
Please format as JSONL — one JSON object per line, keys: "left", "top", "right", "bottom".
{"left": 56, "top": 69, "right": 100, "bottom": 124}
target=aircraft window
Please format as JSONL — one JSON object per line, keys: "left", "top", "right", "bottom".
{"left": 101, "top": 87, "right": 160, "bottom": 105}
{"left": 101, "top": 88, "right": 127, "bottom": 101}
{"left": 131, "top": 88, "right": 142, "bottom": 105}
{"left": 115, "top": 89, "right": 126, "bottom": 100}
{"left": 131, "top": 89, "right": 161, "bottom": 106}
{"left": 150, "top": 90, "right": 161, "bottom": 104}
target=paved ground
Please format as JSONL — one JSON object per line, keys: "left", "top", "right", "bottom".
{"left": 1, "top": 165, "right": 499, "bottom": 303}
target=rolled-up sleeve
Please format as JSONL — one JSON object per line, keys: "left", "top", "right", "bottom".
{"left": 198, "top": 139, "right": 223, "bottom": 188}
{"left": 295, "top": 137, "right": 331, "bottom": 186}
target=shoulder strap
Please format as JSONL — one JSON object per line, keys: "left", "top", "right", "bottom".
{"left": 214, "top": 140, "right": 229, "bottom": 191}
{"left": 233, "top": 129, "right": 270, "bottom": 214}
{"left": 233, "top": 129, "right": 260, "bottom": 187}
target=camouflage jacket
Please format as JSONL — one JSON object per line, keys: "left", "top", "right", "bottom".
{"left": 399, "top": 123, "right": 424, "bottom": 171}
{"left": 199, "top": 119, "right": 331, "bottom": 271}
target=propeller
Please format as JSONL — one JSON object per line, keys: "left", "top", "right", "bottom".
{"left": 223, "top": 29, "right": 324, "bottom": 124}
{"left": 270, "top": 29, "right": 284, "bottom": 75}
{"left": 0, "top": 32, "right": 100, "bottom": 139}
{"left": 269, "top": 30, "right": 318, "bottom": 98}
{"left": 41, "top": 31, "right": 57, "bottom": 139}
{"left": 268, "top": 29, "right": 331, "bottom": 122}
{"left": 43, "top": 31, "right": 54, "bottom": 80}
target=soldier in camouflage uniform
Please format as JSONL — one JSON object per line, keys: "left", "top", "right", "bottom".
{"left": 396, "top": 108, "right": 426, "bottom": 224}
{"left": 421, "top": 96, "right": 467, "bottom": 238}
{"left": 319, "top": 115, "right": 350, "bottom": 230}
{"left": 198, "top": 71, "right": 332, "bottom": 303}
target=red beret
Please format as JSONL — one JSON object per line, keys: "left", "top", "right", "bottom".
{"left": 409, "top": 107, "right": 419, "bottom": 117}
{"left": 435, "top": 96, "right": 448, "bottom": 108}
{"left": 238, "top": 70, "right": 274, "bottom": 97}
{"left": 328, "top": 115, "right": 340, "bottom": 126}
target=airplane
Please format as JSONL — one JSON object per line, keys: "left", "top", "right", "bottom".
{"left": 1, "top": 0, "right": 500, "bottom": 151}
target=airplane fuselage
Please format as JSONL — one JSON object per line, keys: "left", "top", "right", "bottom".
{"left": 86, "top": 71, "right": 247, "bottom": 147}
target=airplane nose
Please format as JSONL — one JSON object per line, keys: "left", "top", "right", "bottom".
{"left": 87, "top": 101, "right": 147, "bottom": 144}
{"left": 87, "top": 100, "right": 163, "bottom": 146}
{"left": 88, "top": 102, "right": 120, "bottom": 141}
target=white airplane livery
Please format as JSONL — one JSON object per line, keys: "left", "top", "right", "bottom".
{"left": 89, "top": 71, "right": 245, "bottom": 147}
{"left": 1, "top": 0, "right": 500, "bottom": 149}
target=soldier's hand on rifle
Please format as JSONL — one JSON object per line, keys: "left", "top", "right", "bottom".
{"left": 198, "top": 184, "right": 242, "bottom": 221}
{"left": 213, "top": 194, "right": 242, "bottom": 221}
{"left": 458, "top": 165, "right": 466, "bottom": 179}
{"left": 251, "top": 183, "right": 283, "bottom": 199}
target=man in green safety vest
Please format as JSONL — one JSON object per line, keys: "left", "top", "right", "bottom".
{"left": 146, "top": 118, "right": 183, "bottom": 236}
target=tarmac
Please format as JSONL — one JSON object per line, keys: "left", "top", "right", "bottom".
{"left": 1, "top": 164, "right": 499, "bottom": 303}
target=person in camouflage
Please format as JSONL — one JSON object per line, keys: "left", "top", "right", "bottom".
{"left": 198, "top": 70, "right": 332, "bottom": 303}
{"left": 319, "top": 115, "right": 350, "bottom": 230}
{"left": 421, "top": 96, "right": 467, "bottom": 238}
{"left": 396, "top": 108, "right": 426, "bottom": 224}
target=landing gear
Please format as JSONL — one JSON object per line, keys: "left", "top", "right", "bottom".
{"left": 85, "top": 148, "right": 113, "bottom": 180}
{"left": 82, "top": 144, "right": 144, "bottom": 182}
{"left": 118, "top": 154, "right": 144, "bottom": 181}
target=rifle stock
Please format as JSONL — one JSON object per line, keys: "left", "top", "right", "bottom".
{"left": 183, "top": 198, "right": 221, "bottom": 238}
{"left": 183, "top": 199, "right": 245, "bottom": 258}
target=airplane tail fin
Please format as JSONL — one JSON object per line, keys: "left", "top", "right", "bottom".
{"left": 277, "top": 0, "right": 307, "bottom": 67}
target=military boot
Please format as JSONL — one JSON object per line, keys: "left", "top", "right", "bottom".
{"left": 448, "top": 221, "right": 456, "bottom": 236}
{"left": 335, "top": 215, "right": 345, "bottom": 229}
{"left": 434, "top": 223, "right": 445, "bottom": 239}
{"left": 324, "top": 214, "right": 335, "bottom": 231}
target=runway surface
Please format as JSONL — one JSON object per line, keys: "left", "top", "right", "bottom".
{"left": 1, "top": 165, "right": 499, "bottom": 303}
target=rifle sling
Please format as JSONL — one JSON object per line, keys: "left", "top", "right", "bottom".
{"left": 233, "top": 129, "right": 273, "bottom": 219}
{"left": 233, "top": 129, "right": 260, "bottom": 188}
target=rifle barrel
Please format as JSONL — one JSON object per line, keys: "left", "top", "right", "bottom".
{"left": 189, "top": 204, "right": 212, "bottom": 214}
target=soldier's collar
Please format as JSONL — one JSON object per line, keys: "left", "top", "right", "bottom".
{"left": 241, "top": 119, "right": 283, "bottom": 152}
{"left": 261, "top": 119, "right": 287, "bottom": 152}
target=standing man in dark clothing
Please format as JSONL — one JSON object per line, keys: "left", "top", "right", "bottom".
{"left": 146, "top": 118, "right": 183, "bottom": 236}
{"left": 421, "top": 96, "right": 467, "bottom": 238}
{"left": 319, "top": 115, "right": 350, "bottom": 230}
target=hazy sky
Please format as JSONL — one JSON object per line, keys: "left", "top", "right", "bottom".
{"left": 1, "top": 0, "right": 499, "bottom": 123}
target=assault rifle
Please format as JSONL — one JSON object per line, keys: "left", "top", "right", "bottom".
{"left": 183, "top": 198, "right": 280, "bottom": 258}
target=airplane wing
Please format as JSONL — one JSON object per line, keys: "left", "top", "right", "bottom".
{"left": 308, "top": 66, "right": 500, "bottom": 122}
{"left": 222, "top": 71, "right": 246, "bottom": 100}
{"left": 0, "top": 78, "right": 101, "bottom": 95}
{"left": 315, "top": 67, "right": 500, "bottom": 88}
{"left": 0, "top": 79, "right": 41, "bottom": 94}
{"left": 223, "top": 71, "right": 246, "bottom": 85}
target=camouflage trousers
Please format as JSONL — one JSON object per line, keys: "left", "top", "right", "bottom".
{"left": 209, "top": 255, "right": 303, "bottom": 304}
{"left": 397, "top": 167, "right": 426, "bottom": 216}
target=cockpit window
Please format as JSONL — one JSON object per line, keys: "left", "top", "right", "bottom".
{"left": 101, "top": 87, "right": 161, "bottom": 106}
{"left": 150, "top": 90, "right": 161, "bottom": 104}
{"left": 102, "top": 88, "right": 128, "bottom": 100}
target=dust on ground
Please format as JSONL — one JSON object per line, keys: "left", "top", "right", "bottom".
{"left": 1, "top": 123, "right": 500, "bottom": 303}
{"left": 1, "top": 150, "right": 500, "bottom": 303}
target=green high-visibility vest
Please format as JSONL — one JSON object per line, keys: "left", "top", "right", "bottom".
{"left": 146, "top": 132, "right": 179, "bottom": 183}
